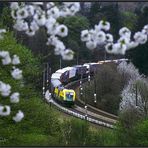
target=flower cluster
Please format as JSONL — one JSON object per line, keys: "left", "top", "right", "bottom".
{"left": 0, "top": 30, "right": 24, "bottom": 122}
{"left": 118, "top": 61, "right": 147, "bottom": 114}
{"left": 120, "top": 79, "right": 142, "bottom": 111}
{"left": 81, "top": 20, "right": 148, "bottom": 55}
{"left": 10, "top": 2, "right": 80, "bottom": 60}
{"left": 81, "top": 20, "right": 112, "bottom": 50}
{"left": 117, "top": 61, "right": 141, "bottom": 81}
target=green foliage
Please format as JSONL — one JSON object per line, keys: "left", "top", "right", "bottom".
{"left": 0, "top": 30, "right": 61, "bottom": 146}
{"left": 0, "top": 96, "right": 61, "bottom": 146}
{"left": 88, "top": 3, "right": 121, "bottom": 39}
{"left": 58, "top": 15, "right": 92, "bottom": 65}
{"left": 116, "top": 117, "right": 148, "bottom": 146}
{"left": 86, "top": 128, "right": 116, "bottom": 146}
{"left": 83, "top": 63, "right": 124, "bottom": 115}
{"left": 115, "top": 108, "right": 143, "bottom": 146}
{"left": 120, "top": 11, "right": 138, "bottom": 30}
{"left": 88, "top": 2, "right": 102, "bottom": 27}
{"left": 62, "top": 15, "right": 90, "bottom": 40}
{"left": 127, "top": 6, "right": 148, "bottom": 75}
{"left": 127, "top": 43, "right": 148, "bottom": 75}
{"left": 0, "top": 6, "right": 13, "bottom": 30}
{"left": 133, "top": 119, "right": 148, "bottom": 146}
{"left": 61, "top": 118, "right": 89, "bottom": 146}
{"left": 60, "top": 118, "right": 116, "bottom": 146}
{"left": 0, "top": 31, "right": 41, "bottom": 90}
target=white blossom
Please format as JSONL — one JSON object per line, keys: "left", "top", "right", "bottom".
{"left": 0, "top": 51, "right": 9, "bottom": 58}
{"left": 10, "top": 92, "right": 20, "bottom": 103}
{"left": 25, "top": 5, "right": 35, "bottom": 16}
{"left": 61, "top": 49, "right": 74, "bottom": 60}
{"left": 11, "top": 2, "right": 81, "bottom": 60}
{"left": 13, "top": 20, "right": 29, "bottom": 31}
{"left": 47, "top": 36, "right": 66, "bottom": 55}
{"left": 94, "top": 25, "right": 101, "bottom": 32}
{"left": 11, "top": 67, "right": 23, "bottom": 80}
{"left": 0, "top": 105, "right": 11, "bottom": 116}
{"left": 68, "top": 3, "right": 80, "bottom": 15}
{"left": 25, "top": 29, "right": 35, "bottom": 36}
{"left": 60, "top": 7, "right": 71, "bottom": 17}
{"left": 16, "top": 7, "right": 29, "bottom": 19}
{"left": 63, "top": 2, "right": 75, "bottom": 7}
{"left": 96, "top": 31, "right": 106, "bottom": 43}
{"left": 126, "top": 41, "right": 139, "bottom": 50}
{"left": 0, "top": 81, "right": 11, "bottom": 97}
{"left": 106, "top": 34, "right": 113, "bottom": 43}
{"left": 89, "top": 29, "right": 97, "bottom": 41}
{"left": 48, "top": 36, "right": 66, "bottom": 53}
{"left": 12, "top": 55, "right": 20, "bottom": 65}
{"left": 134, "top": 31, "right": 147, "bottom": 44}
{"left": 82, "top": 21, "right": 148, "bottom": 55}
{"left": 13, "top": 110, "right": 24, "bottom": 122}
{"left": 55, "top": 41, "right": 65, "bottom": 51}
{"left": 0, "top": 30, "right": 24, "bottom": 122}
{"left": 46, "top": 35, "right": 59, "bottom": 46}
{"left": 119, "top": 27, "right": 131, "bottom": 38}
{"left": 142, "top": 25, "right": 148, "bottom": 35}
{"left": 56, "top": 24, "right": 68, "bottom": 37}
{"left": 11, "top": 10, "right": 18, "bottom": 19}
{"left": 117, "top": 61, "right": 141, "bottom": 81}
{"left": 99, "top": 20, "right": 110, "bottom": 31}
{"left": 81, "top": 30, "right": 91, "bottom": 42}
{"left": 46, "top": 23, "right": 59, "bottom": 35}
{"left": 0, "top": 29, "right": 6, "bottom": 39}
{"left": 10, "top": 2, "right": 19, "bottom": 10}
{"left": 31, "top": 2, "right": 43, "bottom": 5}
{"left": 46, "top": 2, "right": 55, "bottom": 9}
{"left": 118, "top": 36, "right": 130, "bottom": 45}
{"left": 1, "top": 54, "right": 11, "bottom": 65}
{"left": 47, "top": 6, "right": 60, "bottom": 19}
{"left": 34, "top": 14, "right": 46, "bottom": 26}
{"left": 120, "top": 79, "right": 144, "bottom": 112}
{"left": 30, "top": 20, "right": 39, "bottom": 32}
{"left": 86, "top": 40, "right": 97, "bottom": 50}
{"left": 54, "top": 47, "right": 64, "bottom": 55}
{"left": 105, "top": 43, "right": 114, "bottom": 53}
{"left": 113, "top": 43, "right": 127, "bottom": 55}
{"left": 45, "top": 17, "right": 56, "bottom": 29}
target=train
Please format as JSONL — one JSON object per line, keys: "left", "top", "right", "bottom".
{"left": 51, "top": 59, "right": 128, "bottom": 106}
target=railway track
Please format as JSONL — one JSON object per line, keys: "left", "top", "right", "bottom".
{"left": 45, "top": 96, "right": 114, "bottom": 129}
{"left": 65, "top": 78, "right": 118, "bottom": 120}
{"left": 44, "top": 78, "right": 118, "bottom": 129}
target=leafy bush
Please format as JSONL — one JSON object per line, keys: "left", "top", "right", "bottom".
{"left": 0, "top": 31, "right": 61, "bottom": 146}
{"left": 83, "top": 63, "right": 124, "bottom": 115}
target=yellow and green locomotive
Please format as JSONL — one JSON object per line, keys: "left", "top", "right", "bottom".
{"left": 54, "top": 87, "right": 76, "bottom": 105}
{"left": 51, "top": 77, "right": 76, "bottom": 106}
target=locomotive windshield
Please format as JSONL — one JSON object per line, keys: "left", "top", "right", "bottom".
{"left": 65, "top": 92, "right": 74, "bottom": 101}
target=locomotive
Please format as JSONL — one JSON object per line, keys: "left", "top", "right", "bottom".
{"left": 51, "top": 59, "right": 128, "bottom": 106}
